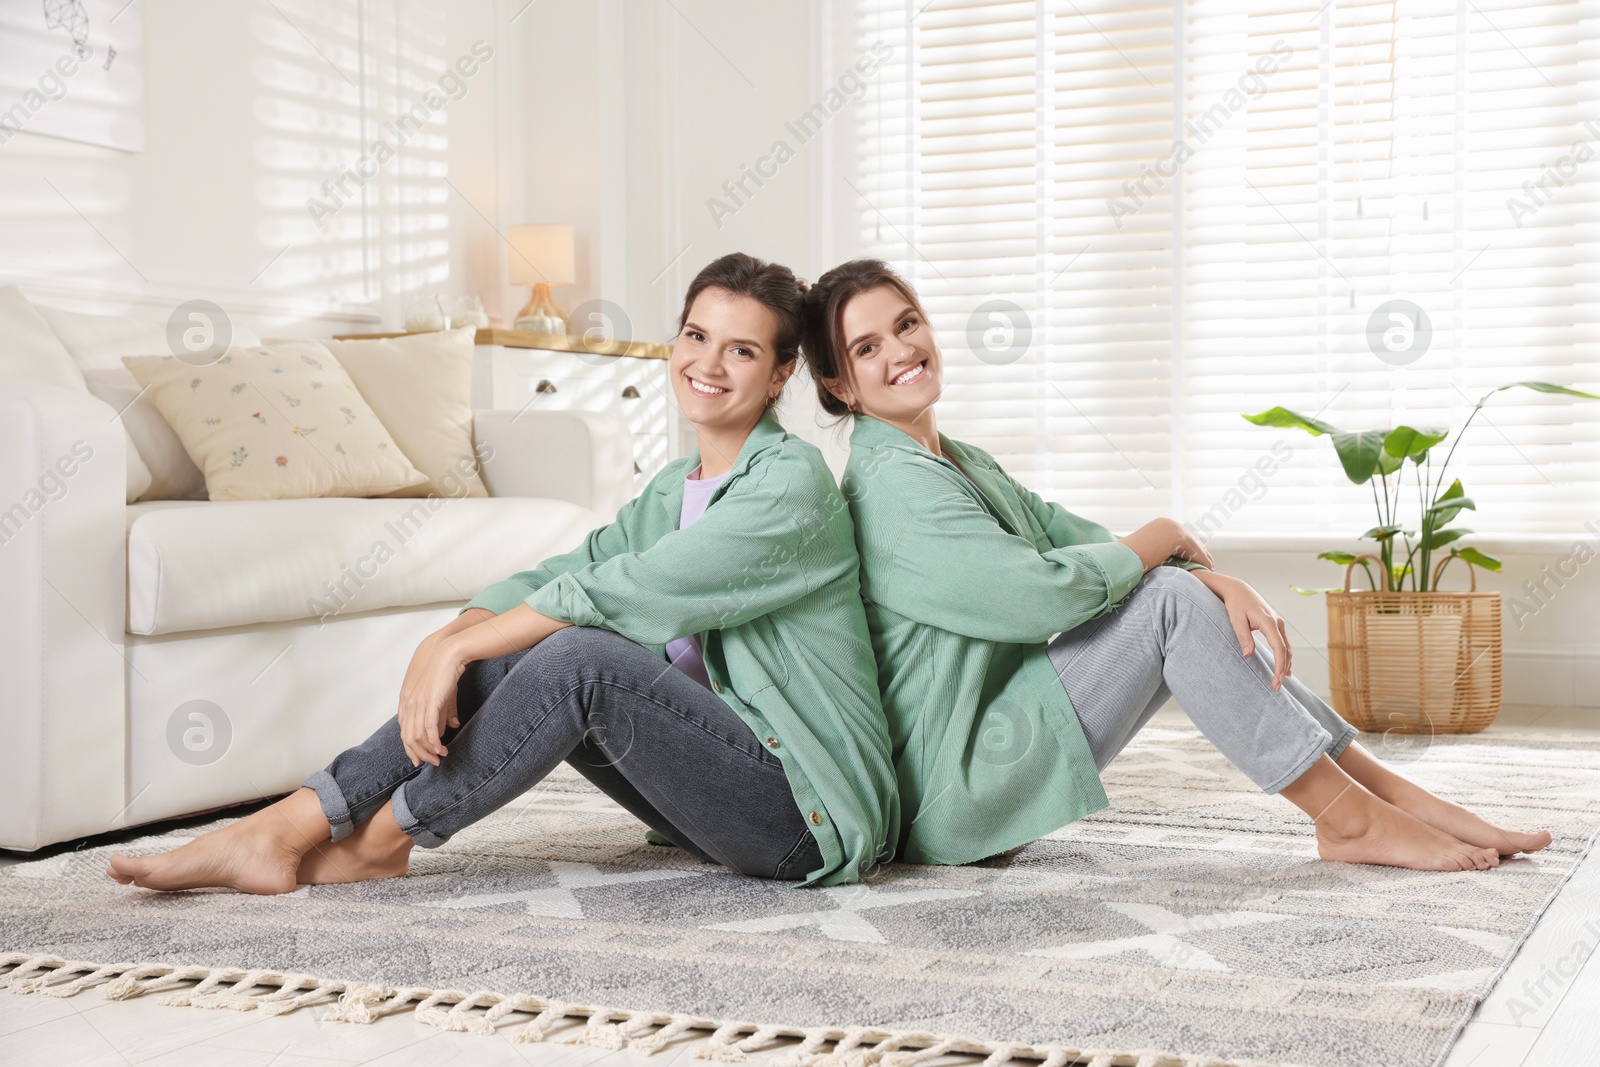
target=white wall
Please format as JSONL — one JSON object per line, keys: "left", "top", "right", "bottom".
{"left": 0, "top": 0, "right": 517, "bottom": 341}
{"left": 4, "top": 0, "right": 1591, "bottom": 715}
{"left": 1202, "top": 534, "right": 1600, "bottom": 715}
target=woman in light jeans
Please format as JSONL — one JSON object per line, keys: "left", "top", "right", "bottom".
{"left": 798, "top": 257, "right": 1551, "bottom": 873}
{"left": 106, "top": 253, "right": 900, "bottom": 894}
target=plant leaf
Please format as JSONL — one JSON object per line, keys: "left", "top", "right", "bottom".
{"left": 1384, "top": 425, "right": 1450, "bottom": 459}
{"left": 1242, "top": 407, "right": 1342, "bottom": 436}
{"left": 1422, "top": 479, "right": 1472, "bottom": 529}
{"left": 1331, "top": 429, "right": 1387, "bottom": 483}
{"left": 1489, "top": 381, "right": 1600, "bottom": 402}
{"left": 1316, "top": 550, "right": 1360, "bottom": 564}
{"left": 1455, "top": 547, "right": 1503, "bottom": 571}
{"left": 1361, "top": 525, "right": 1405, "bottom": 541}
{"left": 1425, "top": 496, "right": 1476, "bottom": 529}
{"left": 1377, "top": 448, "right": 1405, "bottom": 476}
{"left": 1423, "top": 526, "right": 1471, "bottom": 550}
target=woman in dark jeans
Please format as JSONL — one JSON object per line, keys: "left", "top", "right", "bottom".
{"left": 107, "top": 253, "right": 900, "bottom": 894}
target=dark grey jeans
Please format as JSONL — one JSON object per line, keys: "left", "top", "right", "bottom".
{"left": 1049, "top": 566, "right": 1360, "bottom": 794}
{"left": 304, "top": 625, "right": 824, "bottom": 880}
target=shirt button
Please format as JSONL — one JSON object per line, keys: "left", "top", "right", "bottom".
{"left": 711, "top": 680, "right": 723, "bottom": 693}
{"left": 808, "top": 811, "right": 822, "bottom": 826}
{"left": 765, "top": 737, "right": 780, "bottom": 749}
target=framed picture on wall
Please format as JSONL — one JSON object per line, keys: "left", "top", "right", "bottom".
{"left": 0, "top": 0, "right": 147, "bottom": 152}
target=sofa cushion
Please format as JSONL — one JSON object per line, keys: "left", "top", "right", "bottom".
{"left": 123, "top": 342, "right": 430, "bottom": 500}
{"left": 83, "top": 367, "right": 209, "bottom": 501}
{"left": 320, "top": 328, "right": 488, "bottom": 499}
{"left": 126, "top": 496, "right": 601, "bottom": 635}
{"left": 35, "top": 306, "right": 255, "bottom": 501}
{"left": 0, "top": 287, "right": 152, "bottom": 502}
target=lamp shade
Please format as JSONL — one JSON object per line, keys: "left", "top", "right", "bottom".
{"left": 508, "top": 224, "right": 576, "bottom": 287}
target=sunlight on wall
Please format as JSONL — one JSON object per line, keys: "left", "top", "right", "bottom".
{"left": 249, "top": 0, "right": 453, "bottom": 314}
{"left": 0, "top": 0, "right": 470, "bottom": 335}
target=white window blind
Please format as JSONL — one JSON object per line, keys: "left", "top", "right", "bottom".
{"left": 850, "top": 0, "right": 1600, "bottom": 537}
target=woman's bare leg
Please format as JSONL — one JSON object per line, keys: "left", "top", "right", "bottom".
{"left": 105, "top": 786, "right": 330, "bottom": 894}
{"left": 294, "top": 798, "right": 413, "bottom": 884}
{"left": 1332, "top": 743, "right": 1552, "bottom": 857}
{"left": 1279, "top": 755, "right": 1500, "bottom": 870}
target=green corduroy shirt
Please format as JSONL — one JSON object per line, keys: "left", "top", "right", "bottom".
{"left": 460, "top": 411, "right": 901, "bottom": 887}
{"left": 841, "top": 414, "right": 1163, "bottom": 865}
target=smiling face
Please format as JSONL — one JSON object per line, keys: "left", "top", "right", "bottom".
{"left": 824, "top": 283, "right": 942, "bottom": 425}
{"left": 670, "top": 286, "right": 795, "bottom": 436}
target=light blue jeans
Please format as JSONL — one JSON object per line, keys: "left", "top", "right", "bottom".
{"left": 1048, "top": 566, "right": 1359, "bottom": 794}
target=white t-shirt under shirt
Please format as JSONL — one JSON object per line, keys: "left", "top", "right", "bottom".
{"left": 663, "top": 464, "right": 731, "bottom": 689}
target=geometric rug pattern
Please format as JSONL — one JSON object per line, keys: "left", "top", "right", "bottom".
{"left": 4, "top": 724, "right": 1597, "bottom": 1067}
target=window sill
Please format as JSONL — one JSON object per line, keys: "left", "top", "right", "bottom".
{"left": 1198, "top": 531, "right": 1597, "bottom": 556}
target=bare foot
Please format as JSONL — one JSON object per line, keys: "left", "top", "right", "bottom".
{"left": 106, "top": 817, "right": 303, "bottom": 894}
{"left": 1337, "top": 746, "right": 1553, "bottom": 857}
{"left": 1388, "top": 791, "right": 1552, "bottom": 858}
{"left": 295, "top": 802, "right": 413, "bottom": 885}
{"left": 105, "top": 786, "right": 330, "bottom": 895}
{"left": 1316, "top": 789, "right": 1501, "bottom": 872}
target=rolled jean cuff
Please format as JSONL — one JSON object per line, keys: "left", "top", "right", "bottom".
{"left": 1262, "top": 727, "right": 1334, "bottom": 795}
{"left": 303, "top": 769, "right": 355, "bottom": 844}
{"left": 1325, "top": 722, "right": 1360, "bottom": 762}
{"left": 389, "top": 780, "right": 450, "bottom": 848}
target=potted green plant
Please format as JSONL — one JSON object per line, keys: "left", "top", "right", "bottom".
{"left": 1243, "top": 381, "right": 1598, "bottom": 733}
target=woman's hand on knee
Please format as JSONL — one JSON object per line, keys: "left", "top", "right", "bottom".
{"left": 398, "top": 637, "right": 470, "bottom": 767}
{"left": 1203, "top": 573, "right": 1291, "bottom": 689}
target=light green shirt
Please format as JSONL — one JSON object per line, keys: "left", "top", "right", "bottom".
{"left": 841, "top": 414, "right": 1155, "bottom": 865}
{"left": 462, "top": 411, "right": 900, "bottom": 887}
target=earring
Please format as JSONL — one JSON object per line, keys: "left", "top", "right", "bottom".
{"left": 765, "top": 394, "right": 778, "bottom": 408}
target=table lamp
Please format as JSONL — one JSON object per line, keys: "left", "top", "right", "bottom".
{"left": 508, "top": 224, "right": 576, "bottom": 334}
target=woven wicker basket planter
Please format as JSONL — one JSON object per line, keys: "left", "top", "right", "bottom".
{"left": 1326, "top": 553, "right": 1502, "bottom": 735}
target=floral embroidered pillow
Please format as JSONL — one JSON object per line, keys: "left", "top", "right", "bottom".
{"left": 122, "top": 341, "right": 429, "bottom": 501}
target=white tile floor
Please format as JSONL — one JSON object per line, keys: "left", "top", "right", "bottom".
{"left": 2, "top": 703, "right": 1595, "bottom": 1067}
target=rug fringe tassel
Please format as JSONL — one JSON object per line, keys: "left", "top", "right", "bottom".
{"left": 508, "top": 1000, "right": 578, "bottom": 1043}
{"left": 320, "top": 982, "right": 414, "bottom": 1024}
{"left": 629, "top": 1013, "right": 703, "bottom": 1055}
{"left": 1, "top": 951, "right": 1250, "bottom": 1067}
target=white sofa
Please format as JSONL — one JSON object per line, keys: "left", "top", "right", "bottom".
{"left": 1, "top": 353, "right": 634, "bottom": 852}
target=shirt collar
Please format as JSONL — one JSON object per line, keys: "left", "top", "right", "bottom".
{"left": 849, "top": 414, "right": 985, "bottom": 469}
{"left": 656, "top": 409, "right": 789, "bottom": 516}
{"left": 848, "top": 414, "right": 1020, "bottom": 535}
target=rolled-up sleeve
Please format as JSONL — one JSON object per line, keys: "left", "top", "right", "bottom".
{"left": 523, "top": 461, "right": 845, "bottom": 645}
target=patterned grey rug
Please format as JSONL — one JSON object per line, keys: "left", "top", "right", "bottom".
{"left": 3, "top": 723, "right": 1598, "bottom": 1067}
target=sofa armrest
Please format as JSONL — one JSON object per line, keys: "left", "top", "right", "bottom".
{"left": 0, "top": 383, "right": 127, "bottom": 850}
{"left": 472, "top": 408, "right": 635, "bottom": 521}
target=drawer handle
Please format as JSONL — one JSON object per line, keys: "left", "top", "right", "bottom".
{"left": 534, "top": 379, "right": 557, "bottom": 395}
{"left": 620, "top": 385, "right": 641, "bottom": 399}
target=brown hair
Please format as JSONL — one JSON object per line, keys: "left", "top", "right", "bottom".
{"left": 677, "top": 253, "right": 808, "bottom": 382}
{"left": 800, "top": 258, "right": 928, "bottom": 418}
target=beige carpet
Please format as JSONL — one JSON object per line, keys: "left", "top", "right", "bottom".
{"left": 4, "top": 723, "right": 1597, "bottom": 1067}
